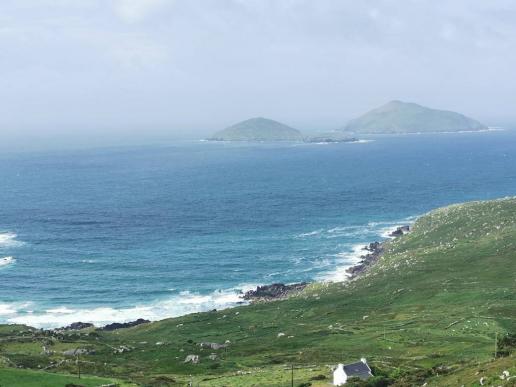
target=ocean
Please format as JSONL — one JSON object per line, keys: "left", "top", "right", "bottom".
{"left": 1, "top": 130, "right": 515, "bottom": 328}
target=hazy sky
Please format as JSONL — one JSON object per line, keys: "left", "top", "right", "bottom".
{"left": 1, "top": 0, "right": 515, "bottom": 148}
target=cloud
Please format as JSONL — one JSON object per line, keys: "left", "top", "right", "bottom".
{"left": 0, "top": 0, "right": 516, "bottom": 146}
{"left": 110, "top": 36, "right": 169, "bottom": 69}
{"left": 112, "top": 0, "right": 172, "bottom": 23}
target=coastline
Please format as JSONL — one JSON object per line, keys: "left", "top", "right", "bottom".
{"left": 3, "top": 130, "right": 512, "bottom": 330}
{"left": 355, "top": 127, "right": 505, "bottom": 136}
{"left": 0, "top": 224, "right": 412, "bottom": 330}
{"left": 241, "top": 225, "right": 410, "bottom": 303}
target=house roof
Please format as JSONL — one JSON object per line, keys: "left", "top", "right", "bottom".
{"left": 343, "top": 361, "right": 372, "bottom": 380}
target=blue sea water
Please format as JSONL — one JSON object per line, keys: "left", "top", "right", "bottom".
{"left": 1, "top": 130, "right": 516, "bottom": 328}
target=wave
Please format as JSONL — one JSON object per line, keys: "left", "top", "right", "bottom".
{"left": 351, "top": 139, "right": 375, "bottom": 144}
{"left": 296, "top": 215, "right": 418, "bottom": 241}
{"left": 0, "top": 283, "right": 260, "bottom": 329}
{"left": 0, "top": 232, "right": 24, "bottom": 248}
{"left": 316, "top": 244, "right": 366, "bottom": 282}
{"left": 0, "top": 216, "right": 419, "bottom": 328}
{"left": 80, "top": 259, "right": 97, "bottom": 264}
{"left": 316, "top": 215, "right": 418, "bottom": 282}
{"left": 295, "top": 229, "right": 324, "bottom": 238}
{"left": 0, "top": 301, "right": 32, "bottom": 317}
{"left": 0, "top": 256, "right": 16, "bottom": 268}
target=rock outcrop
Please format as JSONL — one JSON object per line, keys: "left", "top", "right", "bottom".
{"left": 346, "top": 241, "right": 385, "bottom": 279}
{"left": 389, "top": 225, "right": 410, "bottom": 237}
{"left": 100, "top": 318, "right": 150, "bottom": 331}
{"left": 243, "top": 282, "right": 308, "bottom": 302}
{"left": 60, "top": 322, "right": 94, "bottom": 331}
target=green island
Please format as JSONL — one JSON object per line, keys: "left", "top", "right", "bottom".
{"left": 343, "top": 101, "right": 488, "bottom": 134}
{"left": 1, "top": 197, "right": 515, "bottom": 386}
{"left": 208, "top": 118, "right": 304, "bottom": 142}
{"left": 208, "top": 118, "right": 358, "bottom": 143}
{"left": 207, "top": 101, "right": 490, "bottom": 143}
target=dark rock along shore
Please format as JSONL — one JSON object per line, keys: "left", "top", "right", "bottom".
{"left": 346, "top": 225, "right": 410, "bottom": 278}
{"left": 101, "top": 318, "right": 150, "bottom": 331}
{"left": 242, "top": 283, "right": 308, "bottom": 302}
{"left": 345, "top": 241, "right": 385, "bottom": 279}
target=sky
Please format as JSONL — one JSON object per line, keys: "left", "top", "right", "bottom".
{"left": 1, "top": 0, "right": 516, "bottom": 149}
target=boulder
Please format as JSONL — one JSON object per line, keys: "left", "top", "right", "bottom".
{"left": 62, "top": 322, "right": 94, "bottom": 331}
{"left": 389, "top": 225, "right": 410, "bottom": 237}
{"left": 184, "top": 354, "right": 199, "bottom": 364}
{"left": 199, "top": 342, "right": 227, "bottom": 350}
{"left": 62, "top": 348, "right": 93, "bottom": 357}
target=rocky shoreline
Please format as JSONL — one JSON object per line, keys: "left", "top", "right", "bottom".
{"left": 53, "top": 225, "right": 410, "bottom": 330}
{"left": 345, "top": 241, "right": 385, "bottom": 279}
{"left": 242, "top": 225, "right": 410, "bottom": 302}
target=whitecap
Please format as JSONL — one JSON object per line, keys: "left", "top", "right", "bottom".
{"left": 0, "top": 256, "right": 16, "bottom": 268}
{"left": 327, "top": 226, "right": 356, "bottom": 233}
{"left": 295, "top": 229, "right": 324, "bottom": 238}
{"left": 0, "top": 233, "right": 24, "bottom": 248}
{"left": 0, "top": 301, "right": 32, "bottom": 317}
{"left": 351, "top": 139, "right": 375, "bottom": 144}
{"left": 0, "top": 303, "right": 18, "bottom": 316}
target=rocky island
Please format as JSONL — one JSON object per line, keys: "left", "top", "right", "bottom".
{"left": 303, "top": 131, "right": 359, "bottom": 143}
{"left": 207, "top": 100, "right": 489, "bottom": 143}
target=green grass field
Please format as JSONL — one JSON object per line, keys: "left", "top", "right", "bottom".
{"left": 0, "top": 367, "right": 131, "bottom": 387}
{"left": 1, "top": 197, "right": 515, "bottom": 386}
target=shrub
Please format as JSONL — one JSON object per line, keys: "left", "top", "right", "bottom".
{"left": 366, "top": 376, "right": 392, "bottom": 387}
{"left": 497, "top": 333, "right": 516, "bottom": 357}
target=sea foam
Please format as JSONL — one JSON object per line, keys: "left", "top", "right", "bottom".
{"left": 0, "top": 232, "right": 24, "bottom": 248}
{"left": 318, "top": 216, "right": 418, "bottom": 282}
{"left": 0, "top": 256, "right": 16, "bottom": 268}
{"left": 0, "top": 217, "right": 418, "bottom": 327}
{"left": 318, "top": 244, "right": 366, "bottom": 282}
{"left": 0, "top": 283, "right": 260, "bottom": 329}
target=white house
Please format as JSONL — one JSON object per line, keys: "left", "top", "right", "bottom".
{"left": 333, "top": 358, "right": 373, "bottom": 385}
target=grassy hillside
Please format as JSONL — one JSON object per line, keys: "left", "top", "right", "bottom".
{"left": 343, "top": 100, "right": 487, "bottom": 134}
{"left": 0, "top": 197, "right": 515, "bottom": 386}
